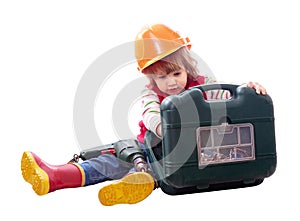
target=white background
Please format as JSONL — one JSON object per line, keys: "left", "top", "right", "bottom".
{"left": 1, "top": 0, "right": 299, "bottom": 220}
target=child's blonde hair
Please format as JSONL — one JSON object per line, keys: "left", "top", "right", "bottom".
{"left": 142, "top": 47, "right": 199, "bottom": 89}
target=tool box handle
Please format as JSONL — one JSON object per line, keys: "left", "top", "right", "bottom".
{"left": 193, "top": 83, "right": 239, "bottom": 98}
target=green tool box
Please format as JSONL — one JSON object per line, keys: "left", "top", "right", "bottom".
{"left": 144, "top": 84, "right": 277, "bottom": 195}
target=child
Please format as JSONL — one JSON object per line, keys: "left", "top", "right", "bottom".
{"left": 21, "top": 23, "right": 266, "bottom": 206}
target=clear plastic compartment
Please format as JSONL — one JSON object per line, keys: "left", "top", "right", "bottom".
{"left": 196, "top": 123, "right": 255, "bottom": 166}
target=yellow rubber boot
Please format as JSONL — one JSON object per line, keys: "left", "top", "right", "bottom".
{"left": 98, "top": 172, "right": 154, "bottom": 206}
{"left": 21, "top": 151, "right": 85, "bottom": 195}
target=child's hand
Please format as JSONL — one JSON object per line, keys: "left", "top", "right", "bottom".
{"left": 156, "top": 124, "right": 162, "bottom": 137}
{"left": 244, "top": 81, "right": 267, "bottom": 95}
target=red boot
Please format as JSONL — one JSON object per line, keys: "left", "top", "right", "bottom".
{"left": 21, "top": 151, "right": 85, "bottom": 195}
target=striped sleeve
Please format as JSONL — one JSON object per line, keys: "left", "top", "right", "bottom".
{"left": 204, "top": 76, "right": 231, "bottom": 100}
{"left": 140, "top": 88, "right": 162, "bottom": 138}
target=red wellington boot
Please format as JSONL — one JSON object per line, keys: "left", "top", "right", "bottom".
{"left": 21, "top": 151, "right": 85, "bottom": 195}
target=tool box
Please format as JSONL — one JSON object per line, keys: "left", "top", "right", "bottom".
{"left": 144, "top": 84, "right": 277, "bottom": 195}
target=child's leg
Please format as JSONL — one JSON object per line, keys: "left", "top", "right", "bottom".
{"left": 80, "top": 154, "right": 131, "bottom": 185}
{"left": 98, "top": 172, "right": 155, "bottom": 206}
{"left": 21, "top": 151, "right": 130, "bottom": 195}
{"left": 21, "top": 151, "right": 85, "bottom": 195}
{"left": 96, "top": 141, "right": 156, "bottom": 206}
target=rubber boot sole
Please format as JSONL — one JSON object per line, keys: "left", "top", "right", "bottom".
{"left": 21, "top": 151, "right": 50, "bottom": 195}
{"left": 98, "top": 172, "right": 154, "bottom": 206}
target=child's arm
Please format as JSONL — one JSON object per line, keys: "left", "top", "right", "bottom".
{"left": 141, "top": 89, "right": 162, "bottom": 139}
{"left": 156, "top": 123, "right": 162, "bottom": 137}
{"left": 204, "top": 76, "right": 231, "bottom": 100}
{"left": 204, "top": 76, "right": 267, "bottom": 99}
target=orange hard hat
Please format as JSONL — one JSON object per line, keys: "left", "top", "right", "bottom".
{"left": 135, "top": 24, "right": 191, "bottom": 72}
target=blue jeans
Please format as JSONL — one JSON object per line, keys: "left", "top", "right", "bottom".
{"left": 79, "top": 142, "right": 153, "bottom": 186}
{"left": 80, "top": 154, "right": 132, "bottom": 186}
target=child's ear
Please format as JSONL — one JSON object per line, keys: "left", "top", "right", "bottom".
{"left": 145, "top": 77, "right": 155, "bottom": 90}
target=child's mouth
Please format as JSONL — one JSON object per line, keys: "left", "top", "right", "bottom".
{"left": 168, "top": 88, "right": 181, "bottom": 94}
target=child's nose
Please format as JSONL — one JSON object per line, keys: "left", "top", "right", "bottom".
{"left": 167, "top": 77, "right": 176, "bottom": 86}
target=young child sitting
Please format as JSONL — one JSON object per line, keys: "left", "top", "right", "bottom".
{"left": 21, "top": 23, "right": 266, "bottom": 206}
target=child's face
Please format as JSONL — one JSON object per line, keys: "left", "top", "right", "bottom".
{"left": 152, "top": 69, "right": 188, "bottom": 95}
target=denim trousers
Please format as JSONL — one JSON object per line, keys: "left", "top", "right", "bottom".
{"left": 80, "top": 154, "right": 133, "bottom": 186}
{"left": 79, "top": 142, "right": 151, "bottom": 186}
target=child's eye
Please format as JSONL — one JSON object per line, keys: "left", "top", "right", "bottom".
{"left": 158, "top": 75, "right": 166, "bottom": 79}
{"left": 173, "top": 72, "right": 181, "bottom": 76}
